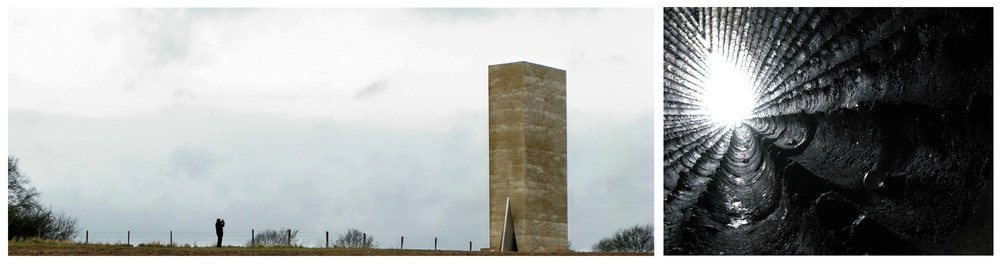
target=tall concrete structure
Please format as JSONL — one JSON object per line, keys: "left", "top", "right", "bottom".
{"left": 488, "top": 61, "right": 568, "bottom": 253}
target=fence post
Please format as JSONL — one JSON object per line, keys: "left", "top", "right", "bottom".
{"left": 287, "top": 229, "right": 292, "bottom": 247}
{"left": 434, "top": 237, "right": 438, "bottom": 250}
{"left": 326, "top": 231, "right": 329, "bottom": 248}
{"left": 469, "top": 241, "right": 472, "bottom": 252}
{"left": 170, "top": 231, "right": 173, "bottom": 246}
{"left": 400, "top": 236, "right": 404, "bottom": 250}
{"left": 127, "top": 231, "right": 130, "bottom": 245}
{"left": 85, "top": 230, "right": 88, "bottom": 244}
{"left": 251, "top": 229, "right": 255, "bottom": 247}
{"left": 363, "top": 233, "right": 366, "bottom": 247}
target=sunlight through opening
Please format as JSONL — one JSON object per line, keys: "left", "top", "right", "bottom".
{"left": 701, "top": 53, "right": 755, "bottom": 127}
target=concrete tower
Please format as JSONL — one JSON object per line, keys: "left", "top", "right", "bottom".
{"left": 488, "top": 61, "right": 568, "bottom": 253}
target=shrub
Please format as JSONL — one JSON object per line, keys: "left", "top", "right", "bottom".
{"left": 334, "top": 228, "right": 377, "bottom": 248}
{"left": 246, "top": 228, "right": 300, "bottom": 247}
{"left": 591, "top": 224, "right": 653, "bottom": 253}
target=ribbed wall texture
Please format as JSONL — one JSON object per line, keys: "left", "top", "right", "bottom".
{"left": 664, "top": 8, "right": 992, "bottom": 254}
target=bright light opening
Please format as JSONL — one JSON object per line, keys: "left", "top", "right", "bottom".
{"left": 701, "top": 53, "right": 755, "bottom": 127}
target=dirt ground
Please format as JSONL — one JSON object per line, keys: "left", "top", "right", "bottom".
{"left": 8, "top": 243, "right": 652, "bottom": 256}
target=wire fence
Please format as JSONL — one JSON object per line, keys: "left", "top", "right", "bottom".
{"left": 76, "top": 229, "right": 490, "bottom": 251}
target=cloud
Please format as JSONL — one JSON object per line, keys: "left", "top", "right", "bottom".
{"left": 7, "top": 9, "right": 251, "bottom": 118}
{"left": 174, "top": 88, "right": 196, "bottom": 102}
{"left": 9, "top": 8, "right": 651, "bottom": 120}
{"left": 567, "top": 111, "right": 654, "bottom": 249}
{"left": 354, "top": 80, "right": 390, "bottom": 99}
{"left": 410, "top": 8, "right": 500, "bottom": 23}
{"left": 167, "top": 146, "right": 218, "bottom": 179}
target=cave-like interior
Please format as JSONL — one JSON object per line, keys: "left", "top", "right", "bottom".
{"left": 664, "top": 7, "right": 992, "bottom": 254}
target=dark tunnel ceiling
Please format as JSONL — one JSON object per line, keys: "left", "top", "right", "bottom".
{"left": 663, "top": 7, "right": 992, "bottom": 255}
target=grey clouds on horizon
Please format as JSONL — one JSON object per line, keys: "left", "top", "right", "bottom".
{"left": 7, "top": 8, "right": 654, "bottom": 250}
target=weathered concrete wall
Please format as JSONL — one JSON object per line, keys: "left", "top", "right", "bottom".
{"left": 489, "top": 61, "right": 568, "bottom": 253}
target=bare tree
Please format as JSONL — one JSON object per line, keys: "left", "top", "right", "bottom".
{"left": 8, "top": 157, "right": 39, "bottom": 213}
{"left": 8, "top": 156, "right": 78, "bottom": 240}
{"left": 591, "top": 224, "right": 653, "bottom": 253}
{"left": 246, "top": 228, "right": 300, "bottom": 247}
{"left": 43, "top": 209, "right": 79, "bottom": 240}
{"left": 334, "top": 228, "right": 377, "bottom": 248}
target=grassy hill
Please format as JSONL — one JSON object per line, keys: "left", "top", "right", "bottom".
{"left": 8, "top": 241, "right": 651, "bottom": 256}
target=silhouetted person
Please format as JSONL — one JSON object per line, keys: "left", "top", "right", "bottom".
{"left": 215, "top": 218, "right": 225, "bottom": 247}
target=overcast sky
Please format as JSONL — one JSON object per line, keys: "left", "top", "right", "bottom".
{"left": 7, "top": 8, "right": 653, "bottom": 250}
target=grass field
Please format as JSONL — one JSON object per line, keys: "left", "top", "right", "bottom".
{"left": 7, "top": 242, "right": 652, "bottom": 256}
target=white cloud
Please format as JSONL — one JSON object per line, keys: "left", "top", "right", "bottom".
{"left": 10, "top": 9, "right": 650, "bottom": 120}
